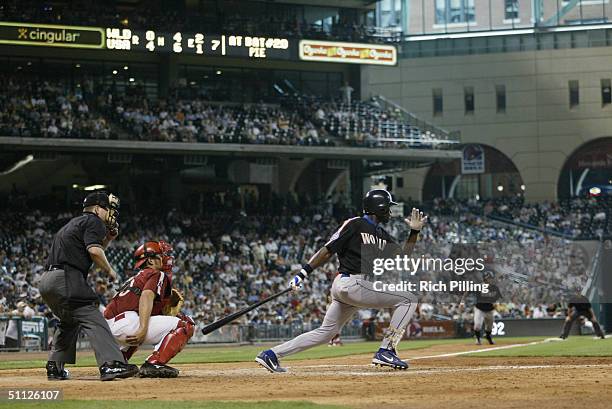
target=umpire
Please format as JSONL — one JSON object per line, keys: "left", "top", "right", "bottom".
{"left": 39, "top": 191, "right": 138, "bottom": 381}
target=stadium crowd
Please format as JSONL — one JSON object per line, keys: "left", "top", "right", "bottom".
{"left": 0, "top": 75, "right": 112, "bottom": 139}
{"left": 486, "top": 195, "right": 612, "bottom": 239}
{"left": 0, "top": 0, "right": 396, "bottom": 43}
{"left": 2, "top": 194, "right": 604, "bottom": 347}
{"left": 0, "top": 74, "right": 451, "bottom": 148}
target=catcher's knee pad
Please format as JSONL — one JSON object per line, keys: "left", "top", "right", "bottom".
{"left": 147, "top": 318, "right": 195, "bottom": 365}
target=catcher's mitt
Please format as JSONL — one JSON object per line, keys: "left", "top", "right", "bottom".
{"left": 163, "top": 288, "right": 184, "bottom": 316}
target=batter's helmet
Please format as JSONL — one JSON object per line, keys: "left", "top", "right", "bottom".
{"left": 134, "top": 241, "right": 164, "bottom": 270}
{"left": 363, "top": 189, "right": 398, "bottom": 223}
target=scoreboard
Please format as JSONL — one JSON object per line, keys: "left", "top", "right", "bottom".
{"left": 0, "top": 21, "right": 397, "bottom": 66}
{"left": 105, "top": 28, "right": 292, "bottom": 60}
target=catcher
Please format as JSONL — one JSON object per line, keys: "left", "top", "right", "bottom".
{"left": 103, "top": 240, "right": 195, "bottom": 378}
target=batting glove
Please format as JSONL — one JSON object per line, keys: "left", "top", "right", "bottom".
{"left": 290, "top": 264, "right": 313, "bottom": 291}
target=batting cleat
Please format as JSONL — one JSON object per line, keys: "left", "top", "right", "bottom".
{"left": 475, "top": 339, "right": 482, "bottom": 346}
{"left": 99, "top": 360, "right": 139, "bottom": 381}
{"left": 139, "top": 361, "right": 180, "bottom": 378}
{"left": 46, "top": 361, "right": 70, "bottom": 381}
{"left": 485, "top": 335, "right": 495, "bottom": 345}
{"left": 372, "top": 348, "right": 408, "bottom": 370}
{"left": 255, "top": 350, "right": 286, "bottom": 373}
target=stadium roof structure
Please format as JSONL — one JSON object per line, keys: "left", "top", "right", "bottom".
{"left": 0, "top": 137, "right": 461, "bottom": 162}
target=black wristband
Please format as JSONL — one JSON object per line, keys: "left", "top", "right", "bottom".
{"left": 409, "top": 229, "right": 420, "bottom": 235}
{"left": 302, "top": 264, "right": 314, "bottom": 274}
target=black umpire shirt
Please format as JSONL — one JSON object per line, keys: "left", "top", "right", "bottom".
{"left": 47, "top": 211, "right": 107, "bottom": 279}
{"left": 568, "top": 294, "right": 592, "bottom": 315}
{"left": 324, "top": 216, "right": 398, "bottom": 275}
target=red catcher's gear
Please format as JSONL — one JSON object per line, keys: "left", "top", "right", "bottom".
{"left": 158, "top": 240, "right": 175, "bottom": 278}
{"left": 103, "top": 267, "right": 170, "bottom": 319}
{"left": 146, "top": 318, "right": 195, "bottom": 365}
{"left": 134, "top": 241, "right": 164, "bottom": 270}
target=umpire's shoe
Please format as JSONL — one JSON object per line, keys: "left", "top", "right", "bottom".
{"left": 139, "top": 361, "right": 180, "bottom": 378}
{"left": 372, "top": 348, "right": 409, "bottom": 370}
{"left": 46, "top": 361, "right": 70, "bottom": 381}
{"left": 99, "top": 360, "right": 139, "bottom": 381}
{"left": 256, "top": 349, "right": 286, "bottom": 373}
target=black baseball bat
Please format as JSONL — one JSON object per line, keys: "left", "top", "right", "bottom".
{"left": 200, "top": 288, "right": 292, "bottom": 335}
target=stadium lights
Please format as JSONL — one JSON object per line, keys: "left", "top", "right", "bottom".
{"left": 216, "top": 70, "right": 222, "bottom": 75}
{"left": 497, "top": 185, "right": 504, "bottom": 192}
{"left": 0, "top": 155, "right": 34, "bottom": 176}
{"left": 129, "top": 77, "right": 135, "bottom": 82}
{"left": 521, "top": 184, "right": 526, "bottom": 191}
{"left": 75, "top": 64, "right": 80, "bottom": 68}
{"left": 123, "top": 65, "right": 128, "bottom": 70}
{"left": 26, "top": 61, "right": 31, "bottom": 66}
{"left": 112, "top": 70, "right": 117, "bottom": 75}
{"left": 589, "top": 187, "right": 602, "bottom": 196}
{"left": 83, "top": 184, "right": 107, "bottom": 191}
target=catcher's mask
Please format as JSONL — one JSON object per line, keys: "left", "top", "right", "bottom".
{"left": 159, "top": 240, "right": 175, "bottom": 277}
{"left": 363, "top": 189, "right": 398, "bottom": 224}
{"left": 134, "top": 241, "right": 163, "bottom": 270}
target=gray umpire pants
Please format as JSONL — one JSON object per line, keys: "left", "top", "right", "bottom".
{"left": 39, "top": 269, "right": 125, "bottom": 367}
{"left": 272, "top": 274, "right": 417, "bottom": 358}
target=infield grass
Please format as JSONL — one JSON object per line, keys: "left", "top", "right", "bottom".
{"left": 0, "top": 337, "right": 547, "bottom": 370}
{"left": 467, "top": 336, "right": 612, "bottom": 357}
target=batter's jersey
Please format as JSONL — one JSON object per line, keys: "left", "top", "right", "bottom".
{"left": 324, "top": 216, "right": 398, "bottom": 275}
{"left": 104, "top": 268, "right": 171, "bottom": 319}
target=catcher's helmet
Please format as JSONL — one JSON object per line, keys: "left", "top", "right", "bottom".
{"left": 363, "top": 189, "right": 398, "bottom": 223}
{"left": 134, "top": 241, "right": 164, "bottom": 270}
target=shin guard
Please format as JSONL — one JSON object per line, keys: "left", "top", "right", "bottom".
{"left": 147, "top": 319, "right": 195, "bottom": 365}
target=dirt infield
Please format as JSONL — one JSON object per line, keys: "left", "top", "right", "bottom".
{"left": 2, "top": 342, "right": 611, "bottom": 409}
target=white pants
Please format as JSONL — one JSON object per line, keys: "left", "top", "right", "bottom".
{"left": 473, "top": 307, "right": 494, "bottom": 332}
{"left": 272, "top": 274, "right": 417, "bottom": 358}
{"left": 106, "top": 311, "right": 180, "bottom": 351}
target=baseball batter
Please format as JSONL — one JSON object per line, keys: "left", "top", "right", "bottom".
{"left": 104, "top": 240, "right": 195, "bottom": 378}
{"left": 256, "top": 189, "right": 426, "bottom": 372}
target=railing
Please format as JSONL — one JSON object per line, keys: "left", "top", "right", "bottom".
{"left": 192, "top": 323, "right": 366, "bottom": 344}
{"left": 374, "top": 95, "right": 461, "bottom": 147}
